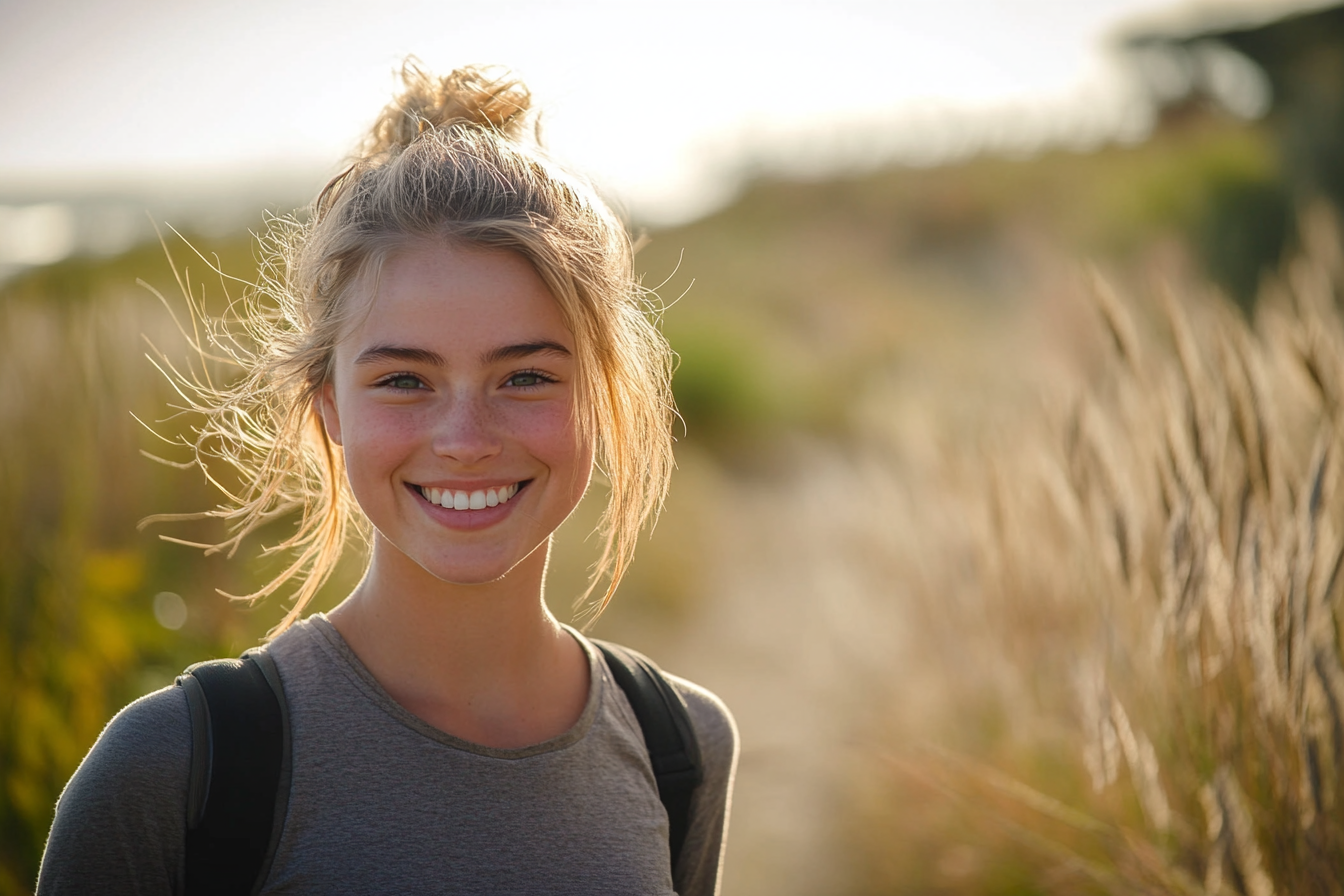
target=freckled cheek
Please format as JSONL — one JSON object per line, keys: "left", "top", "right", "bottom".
{"left": 505, "top": 403, "right": 592, "bottom": 480}
{"left": 341, "top": 405, "right": 431, "bottom": 466}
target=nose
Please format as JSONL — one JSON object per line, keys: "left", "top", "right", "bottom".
{"left": 431, "top": 390, "right": 503, "bottom": 466}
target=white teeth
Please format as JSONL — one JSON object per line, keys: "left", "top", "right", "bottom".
{"left": 421, "top": 483, "right": 520, "bottom": 509}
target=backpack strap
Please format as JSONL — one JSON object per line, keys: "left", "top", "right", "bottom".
{"left": 176, "top": 651, "right": 289, "bottom": 896}
{"left": 593, "top": 640, "right": 705, "bottom": 877}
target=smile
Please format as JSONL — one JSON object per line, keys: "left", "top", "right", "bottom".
{"left": 415, "top": 483, "right": 521, "bottom": 511}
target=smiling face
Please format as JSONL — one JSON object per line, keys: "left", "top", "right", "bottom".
{"left": 317, "top": 240, "right": 594, "bottom": 589}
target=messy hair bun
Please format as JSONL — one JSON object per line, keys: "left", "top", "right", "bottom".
{"left": 361, "top": 60, "right": 532, "bottom": 158}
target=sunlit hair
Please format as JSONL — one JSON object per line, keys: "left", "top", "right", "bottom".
{"left": 150, "top": 61, "right": 676, "bottom": 636}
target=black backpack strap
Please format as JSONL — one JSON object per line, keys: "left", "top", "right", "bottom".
{"left": 176, "top": 651, "right": 290, "bottom": 896}
{"left": 593, "top": 640, "right": 704, "bottom": 877}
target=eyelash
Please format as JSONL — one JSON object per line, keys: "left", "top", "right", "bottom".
{"left": 375, "top": 372, "right": 427, "bottom": 392}
{"left": 373, "top": 370, "right": 558, "bottom": 392}
{"left": 506, "top": 369, "right": 558, "bottom": 389}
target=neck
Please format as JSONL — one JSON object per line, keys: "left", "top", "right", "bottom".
{"left": 327, "top": 535, "right": 589, "bottom": 748}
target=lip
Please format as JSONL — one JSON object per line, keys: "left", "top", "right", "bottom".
{"left": 406, "top": 480, "right": 529, "bottom": 532}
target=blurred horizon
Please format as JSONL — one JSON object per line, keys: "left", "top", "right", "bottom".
{"left": 0, "top": 0, "right": 1326, "bottom": 279}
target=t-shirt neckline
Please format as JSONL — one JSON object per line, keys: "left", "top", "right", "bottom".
{"left": 298, "top": 613, "right": 606, "bottom": 759}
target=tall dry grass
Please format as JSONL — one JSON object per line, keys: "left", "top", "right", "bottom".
{"left": 854, "top": 210, "right": 1344, "bottom": 895}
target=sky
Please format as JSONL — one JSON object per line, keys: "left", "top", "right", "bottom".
{"left": 0, "top": 0, "right": 1316, "bottom": 230}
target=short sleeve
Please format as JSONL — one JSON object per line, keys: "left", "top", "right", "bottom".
{"left": 669, "top": 677, "right": 739, "bottom": 896}
{"left": 36, "top": 685, "right": 193, "bottom": 895}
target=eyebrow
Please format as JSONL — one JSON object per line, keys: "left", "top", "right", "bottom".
{"left": 353, "top": 345, "right": 446, "bottom": 367}
{"left": 481, "top": 341, "right": 572, "bottom": 364}
{"left": 353, "top": 341, "right": 572, "bottom": 368}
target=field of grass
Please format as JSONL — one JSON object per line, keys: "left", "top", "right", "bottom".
{"left": 837, "top": 208, "right": 1344, "bottom": 895}
{"left": 4, "top": 113, "right": 1339, "bottom": 894}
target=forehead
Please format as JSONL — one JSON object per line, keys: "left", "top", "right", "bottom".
{"left": 343, "top": 240, "right": 572, "bottom": 351}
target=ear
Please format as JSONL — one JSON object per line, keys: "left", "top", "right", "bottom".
{"left": 314, "top": 381, "right": 343, "bottom": 446}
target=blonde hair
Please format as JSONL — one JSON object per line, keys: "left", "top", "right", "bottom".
{"left": 154, "top": 61, "right": 676, "bottom": 635}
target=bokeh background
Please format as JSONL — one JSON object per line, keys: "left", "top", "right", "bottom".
{"left": 7, "top": 0, "right": 1344, "bottom": 893}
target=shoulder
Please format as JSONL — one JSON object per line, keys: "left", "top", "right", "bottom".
{"left": 668, "top": 673, "right": 739, "bottom": 773}
{"left": 57, "top": 684, "right": 192, "bottom": 811}
{"left": 38, "top": 685, "right": 191, "bottom": 893}
{"left": 585, "top": 638, "right": 738, "bottom": 894}
{"left": 264, "top": 614, "right": 368, "bottom": 700}
{"left": 583, "top": 635, "right": 738, "bottom": 775}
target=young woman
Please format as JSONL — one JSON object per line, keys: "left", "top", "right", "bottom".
{"left": 37, "top": 63, "right": 737, "bottom": 894}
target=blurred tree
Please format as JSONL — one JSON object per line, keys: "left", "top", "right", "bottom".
{"left": 1124, "top": 1, "right": 1344, "bottom": 306}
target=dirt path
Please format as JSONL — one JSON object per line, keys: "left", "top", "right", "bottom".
{"left": 650, "top": 443, "right": 917, "bottom": 895}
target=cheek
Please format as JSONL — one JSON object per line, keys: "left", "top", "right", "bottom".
{"left": 340, "top": 405, "right": 424, "bottom": 473}
{"left": 560, "top": 439, "right": 595, "bottom": 503}
{"left": 572, "top": 433, "right": 596, "bottom": 487}
{"left": 513, "top": 404, "right": 592, "bottom": 486}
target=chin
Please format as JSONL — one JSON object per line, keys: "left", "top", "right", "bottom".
{"left": 416, "top": 542, "right": 550, "bottom": 590}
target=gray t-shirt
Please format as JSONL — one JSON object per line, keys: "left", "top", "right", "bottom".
{"left": 37, "top": 616, "right": 738, "bottom": 895}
